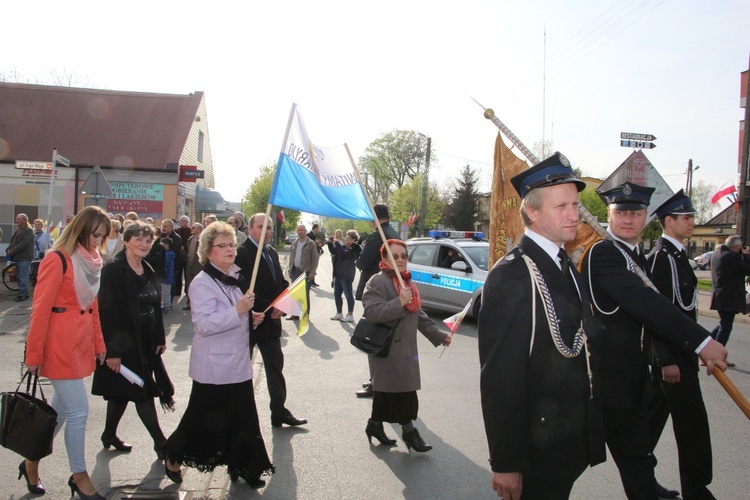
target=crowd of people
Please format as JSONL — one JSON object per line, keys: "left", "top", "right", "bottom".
{"left": 5, "top": 182, "right": 745, "bottom": 498}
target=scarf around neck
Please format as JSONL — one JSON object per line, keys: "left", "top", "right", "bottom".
{"left": 202, "top": 260, "right": 244, "bottom": 289}
{"left": 70, "top": 245, "right": 103, "bottom": 310}
{"left": 378, "top": 261, "right": 422, "bottom": 313}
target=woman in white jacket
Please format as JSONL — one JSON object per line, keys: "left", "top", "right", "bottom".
{"left": 161, "top": 221, "right": 274, "bottom": 488}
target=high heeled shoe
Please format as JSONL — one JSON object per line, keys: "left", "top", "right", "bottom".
{"left": 67, "top": 475, "right": 105, "bottom": 500}
{"left": 164, "top": 460, "right": 183, "bottom": 484}
{"left": 101, "top": 436, "right": 133, "bottom": 452}
{"left": 366, "top": 419, "right": 397, "bottom": 445}
{"left": 228, "top": 468, "right": 266, "bottom": 489}
{"left": 18, "top": 460, "right": 45, "bottom": 495}
{"left": 402, "top": 428, "right": 432, "bottom": 452}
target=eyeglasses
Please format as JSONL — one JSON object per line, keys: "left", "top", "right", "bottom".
{"left": 392, "top": 254, "right": 409, "bottom": 260}
{"left": 213, "top": 243, "right": 237, "bottom": 249}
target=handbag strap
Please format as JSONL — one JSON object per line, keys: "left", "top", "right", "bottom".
{"left": 18, "top": 371, "right": 47, "bottom": 402}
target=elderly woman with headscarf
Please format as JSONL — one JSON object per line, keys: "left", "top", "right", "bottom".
{"left": 362, "top": 239, "right": 451, "bottom": 452}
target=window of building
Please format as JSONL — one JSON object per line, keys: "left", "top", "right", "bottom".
{"left": 198, "top": 131, "right": 204, "bottom": 163}
{"left": 704, "top": 242, "right": 715, "bottom": 252}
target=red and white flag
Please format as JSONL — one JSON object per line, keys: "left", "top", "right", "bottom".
{"left": 277, "top": 210, "right": 286, "bottom": 223}
{"left": 711, "top": 181, "right": 736, "bottom": 204}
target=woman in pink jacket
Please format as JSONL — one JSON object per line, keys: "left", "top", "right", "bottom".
{"left": 22, "top": 206, "right": 110, "bottom": 500}
{"left": 162, "top": 222, "right": 274, "bottom": 488}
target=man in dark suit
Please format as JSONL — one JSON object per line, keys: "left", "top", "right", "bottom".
{"left": 478, "top": 152, "right": 605, "bottom": 499}
{"left": 582, "top": 183, "right": 728, "bottom": 499}
{"left": 709, "top": 234, "right": 750, "bottom": 356}
{"left": 354, "top": 203, "right": 400, "bottom": 398}
{"left": 235, "top": 213, "right": 307, "bottom": 427}
{"left": 647, "top": 190, "right": 715, "bottom": 499}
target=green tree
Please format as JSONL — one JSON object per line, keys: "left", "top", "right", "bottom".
{"left": 390, "top": 175, "right": 445, "bottom": 237}
{"left": 444, "top": 165, "right": 479, "bottom": 230}
{"left": 579, "top": 188, "right": 608, "bottom": 224}
{"left": 241, "top": 161, "right": 300, "bottom": 231}
{"left": 358, "top": 130, "right": 433, "bottom": 202}
{"left": 691, "top": 180, "right": 717, "bottom": 224}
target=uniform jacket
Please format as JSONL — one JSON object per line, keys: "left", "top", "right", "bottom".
{"left": 710, "top": 244, "right": 750, "bottom": 313}
{"left": 583, "top": 238, "right": 708, "bottom": 410}
{"left": 356, "top": 223, "right": 399, "bottom": 299}
{"left": 236, "top": 239, "right": 288, "bottom": 339}
{"left": 647, "top": 237, "right": 699, "bottom": 371}
{"left": 478, "top": 235, "right": 605, "bottom": 481}
{"left": 91, "top": 252, "right": 167, "bottom": 401}
{"left": 185, "top": 266, "right": 253, "bottom": 384}
{"left": 287, "top": 236, "right": 319, "bottom": 276}
{"left": 8, "top": 225, "right": 34, "bottom": 261}
{"left": 362, "top": 271, "right": 446, "bottom": 393}
{"left": 25, "top": 250, "right": 106, "bottom": 379}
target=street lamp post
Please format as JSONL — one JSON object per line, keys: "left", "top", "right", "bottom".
{"left": 418, "top": 136, "right": 431, "bottom": 237}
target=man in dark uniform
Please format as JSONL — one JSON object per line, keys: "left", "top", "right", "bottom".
{"left": 478, "top": 152, "right": 605, "bottom": 499}
{"left": 647, "top": 190, "right": 715, "bottom": 499}
{"left": 354, "top": 203, "right": 400, "bottom": 398}
{"left": 236, "top": 213, "right": 307, "bottom": 427}
{"left": 582, "top": 183, "right": 727, "bottom": 499}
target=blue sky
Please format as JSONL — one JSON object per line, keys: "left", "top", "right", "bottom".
{"left": 3, "top": 0, "right": 749, "bottom": 212}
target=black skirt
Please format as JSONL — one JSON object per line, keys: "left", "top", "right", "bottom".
{"left": 371, "top": 390, "right": 419, "bottom": 425}
{"left": 162, "top": 379, "right": 274, "bottom": 480}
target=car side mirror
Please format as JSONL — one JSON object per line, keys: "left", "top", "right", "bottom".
{"left": 451, "top": 261, "right": 469, "bottom": 272}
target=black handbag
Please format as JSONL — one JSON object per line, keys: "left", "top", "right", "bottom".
{"left": 0, "top": 371, "right": 58, "bottom": 460}
{"left": 350, "top": 318, "right": 400, "bottom": 357}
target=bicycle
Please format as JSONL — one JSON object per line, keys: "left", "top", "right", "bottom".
{"left": 2, "top": 259, "right": 39, "bottom": 292}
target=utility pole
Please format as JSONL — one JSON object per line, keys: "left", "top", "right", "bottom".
{"left": 686, "top": 159, "right": 699, "bottom": 197}
{"left": 418, "top": 136, "right": 431, "bottom": 237}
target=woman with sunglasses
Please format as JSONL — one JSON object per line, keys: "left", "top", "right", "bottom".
{"left": 361, "top": 239, "right": 451, "bottom": 452}
{"left": 161, "top": 221, "right": 273, "bottom": 488}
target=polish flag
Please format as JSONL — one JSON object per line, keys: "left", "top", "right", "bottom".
{"left": 711, "top": 181, "right": 736, "bottom": 204}
{"left": 277, "top": 210, "right": 286, "bottom": 223}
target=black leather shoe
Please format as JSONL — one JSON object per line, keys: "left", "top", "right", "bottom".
{"left": 228, "top": 469, "right": 266, "bottom": 488}
{"left": 356, "top": 384, "right": 373, "bottom": 398}
{"left": 101, "top": 436, "right": 133, "bottom": 452}
{"left": 285, "top": 315, "right": 299, "bottom": 321}
{"left": 402, "top": 428, "right": 432, "bottom": 452}
{"left": 164, "top": 461, "right": 183, "bottom": 484}
{"left": 68, "top": 475, "right": 105, "bottom": 500}
{"left": 656, "top": 482, "right": 679, "bottom": 498}
{"left": 366, "top": 419, "right": 397, "bottom": 445}
{"left": 18, "top": 460, "right": 45, "bottom": 495}
{"left": 271, "top": 414, "right": 308, "bottom": 427}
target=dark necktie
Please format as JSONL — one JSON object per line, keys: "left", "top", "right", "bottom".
{"left": 263, "top": 248, "right": 278, "bottom": 283}
{"left": 558, "top": 248, "right": 570, "bottom": 276}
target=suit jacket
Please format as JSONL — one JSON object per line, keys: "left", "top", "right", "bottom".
{"left": 8, "top": 225, "right": 34, "bottom": 261}
{"left": 478, "top": 235, "right": 604, "bottom": 481}
{"left": 236, "top": 239, "right": 288, "bottom": 339}
{"left": 582, "top": 238, "right": 709, "bottom": 410}
{"left": 710, "top": 244, "right": 750, "bottom": 312}
{"left": 647, "top": 237, "right": 699, "bottom": 371}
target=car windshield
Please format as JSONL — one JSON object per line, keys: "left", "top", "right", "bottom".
{"left": 463, "top": 246, "right": 489, "bottom": 271}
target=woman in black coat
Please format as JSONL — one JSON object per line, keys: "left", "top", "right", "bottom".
{"left": 327, "top": 229, "right": 361, "bottom": 322}
{"left": 92, "top": 221, "right": 174, "bottom": 458}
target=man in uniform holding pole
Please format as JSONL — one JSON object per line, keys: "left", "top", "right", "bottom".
{"left": 582, "top": 182, "right": 727, "bottom": 499}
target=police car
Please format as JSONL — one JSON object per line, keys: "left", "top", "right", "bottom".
{"left": 406, "top": 230, "right": 489, "bottom": 318}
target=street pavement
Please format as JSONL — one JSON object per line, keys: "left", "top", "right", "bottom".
{"left": 0, "top": 251, "right": 748, "bottom": 499}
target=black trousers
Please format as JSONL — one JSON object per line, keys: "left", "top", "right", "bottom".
{"left": 250, "top": 333, "right": 288, "bottom": 420}
{"left": 602, "top": 404, "right": 657, "bottom": 499}
{"left": 649, "top": 369, "right": 715, "bottom": 500}
{"left": 522, "top": 468, "right": 585, "bottom": 500}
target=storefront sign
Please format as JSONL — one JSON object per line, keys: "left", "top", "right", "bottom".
{"left": 107, "top": 181, "right": 164, "bottom": 217}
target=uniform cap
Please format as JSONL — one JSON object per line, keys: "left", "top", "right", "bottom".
{"left": 510, "top": 152, "right": 586, "bottom": 199}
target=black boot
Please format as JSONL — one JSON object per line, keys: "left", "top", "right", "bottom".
{"left": 402, "top": 428, "right": 432, "bottom": 452}
{"left": 366, "top": 419, "right": 396, "bottom": 445}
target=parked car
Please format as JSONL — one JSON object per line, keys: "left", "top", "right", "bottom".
{"left": 694, "top": 251, "right": 714, "bottom": 270}
{"left": 284, "top": 234, "right": 298, "bottom": 245}
{"left": 405, "top": 231, "right": 488, "bottom": 318}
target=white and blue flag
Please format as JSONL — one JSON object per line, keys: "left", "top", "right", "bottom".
{"left": 269, "top": 103, "right": 374, "bottom": 220}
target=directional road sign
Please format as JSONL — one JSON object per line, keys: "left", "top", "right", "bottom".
{"left": 621, "top": 132, "right": 656, "bottom": 141}
{"left": 620, "top": 139, "right": 656, "bottom": 149}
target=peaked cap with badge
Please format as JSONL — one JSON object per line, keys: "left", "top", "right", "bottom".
{"left": 597, "top": 182, "right": 655, "bottom": 210}
{"left": 650, "top": 189, "right": 696, "bottom": 219}
{"left": 510, "top": 152, "right": 586, "bottom": 199}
